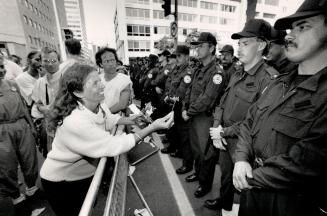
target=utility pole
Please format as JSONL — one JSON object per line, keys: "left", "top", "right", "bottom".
{"left": 174, "top": 0, "right": 178, "bottom": 49}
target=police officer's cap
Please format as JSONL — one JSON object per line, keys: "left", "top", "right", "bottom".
{"left": 190, "top": 32, "right": 217, "bottom": 46}
{"left": 158, "top": 50, "right": 171, "bottom": 57}
{"left": 148, "top": 54, "right": 158, "bottom": 62}
{"left": 220, "top": 45, "right": 234, "bottom": 55}
{"left": 274, "top": 0, "right": 327, "bottom": 30}
{"left": 270, "top": 29, "right": 287, "bottom": 45}
{"left": 175, "top": 45, "right": 190, "bottom": 55}
{"left": 231, "top": 19, "right": 272, "bottom": 40}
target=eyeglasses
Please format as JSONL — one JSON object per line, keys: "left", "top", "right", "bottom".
{"left": 43, "top": 59, "right": 58, "bottom": 64}
{"left": 102, "top": 59, "right": 116, "bottom": 64}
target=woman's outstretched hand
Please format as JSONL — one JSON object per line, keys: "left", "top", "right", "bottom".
{"left": 151, "top": 111, "right": 174, "bottom": 130}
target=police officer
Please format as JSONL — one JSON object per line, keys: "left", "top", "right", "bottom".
{"left": 205, "top": 19, "right": 279, "bottom": 212}
{"left": 233, "top": 1, "right": 327, "bottom": 215}
{"left": 266, "top": 29, "right": 297, "bottom": 74}
{"left": 161, "top": 52, "right": 180, "bottom": 155}
{"left": 219, "top": 44, "right": 238, "bottom": 84}
{"left": 151, "top": 50, "right": 171, "bottom": 120}
{"left": 182, "top": 32, "right": 226, "bottom": 197}
{"left": 165, "top": 45, "right": 195, "bottom": 173}
{"left": 139, "top": 54, "right": 158, "bottom": 109}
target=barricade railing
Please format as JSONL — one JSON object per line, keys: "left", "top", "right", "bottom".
{"left": 79, "top": 123, "right": 127, "bottom": 216}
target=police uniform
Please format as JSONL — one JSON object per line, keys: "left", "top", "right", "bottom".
{"left": 212, "top": 59, "right": 278, "bottom": 210}
{"left": 171, "top": 62, "right": 194, "bottom": 170}
{"left": 149, "top": 64, "right": 170, "bottom": 120}
{"left": 183, "top": 58, "right": 225, "bottom": 192}
{"left": 0, "top": 80, "right": 38, "bottom": 210}
{"left": 235, "top": 1, "right": 327, "bottom": 215}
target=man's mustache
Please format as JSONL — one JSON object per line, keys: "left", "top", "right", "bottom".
{"left": 285, "top": 40, "right": 297, "bottom": 48}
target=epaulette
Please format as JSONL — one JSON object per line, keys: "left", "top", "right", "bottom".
{"left": 265, "top": 66, "right": 279, "bottom": 79}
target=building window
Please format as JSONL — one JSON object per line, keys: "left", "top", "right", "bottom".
{"left": 126, "top": 7, "right": 150, "bottom": 20}
{"left": 128, "top": 40, "right": 150, "bottom": 52}
{"left": 127, "top": 24, "right": 151, "bottom": 36}
{"left": 264, "top": 0, "right": 279, "bottom": 6}
{"left": 28, "top": 35, "right": 33, "bottom": 44}
{"left": 263, "top": 13, "right": 276, "bottom": 19}
{"left": 221, "top": 4, "right": 236, "bottom": 12}
{"left": 153, "top": 26, "right": 170, "bottom": 34}
{"left": 200, "top": 1, "right": 218, "bottom": 10}
{"left": 24, "top": 0, "right": 28, "bottom": 7}
{"left": 176, "top": 0, "right": 197, "bottom": 7}
{"left": 219, "top": 17, "right": 233, "bottom": 25}
{"left": 126, "top": 0, "right": 150, "bottom": 4}
{"left": 23, "top": 15, "right": 28, "bottom": 24}
{"left": 153, "top": 10, "right": 173, "bottom": 20}
{"left": 178, "top": 13, "right": 196, "bottom": 22}
{"left": 28, "top": 18, "right": 33, "bottom": 26}
{"left": 200, "top": 15, "right": 217, "bottom": 24}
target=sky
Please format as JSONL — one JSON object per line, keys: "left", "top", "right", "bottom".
{"left": 83, "top": 0, "right": 116, "bottom": 47}
{"left": 82, "top": 0, "right": 304, "bottom": 48}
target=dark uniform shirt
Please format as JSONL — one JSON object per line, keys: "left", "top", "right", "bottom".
{"left": 168, "top": 62, "right": 190, "bottom": 99}
{"left": 213, "top": 59, "right": 278, "bottom": 138}
{"left": 183, "top": 59, "right": 225, "bottom": 116}
{"left": 236, "top": 67, "right": 327, "bottom": 207}
{"left": 151, "top": 64, "right": 170, "bottom": 91}
{"left": 269, "top": 57, "right": 298, "bottom": 75}
{"left": 164, "top": 65, "right": 178, "bottom": 97}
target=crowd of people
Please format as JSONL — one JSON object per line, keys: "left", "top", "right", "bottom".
{"left": 0, "top": 0, "right": 326, "bottom": 215}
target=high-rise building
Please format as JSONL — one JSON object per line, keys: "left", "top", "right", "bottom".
{"left": 0, "top": 0, "right": 62, "bottom": 61}
{"left": 63, "top": 0, "right": 89, "bottom": 59}
{"left": 114, "top": 0, "right": 292, "bottom": 63}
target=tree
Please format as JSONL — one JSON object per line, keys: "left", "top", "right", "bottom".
{"left": 246, "top": 0, "right": 258, "bottom": 21}
{"left": 154, "top": 36, "right": 175, "bottom": 52}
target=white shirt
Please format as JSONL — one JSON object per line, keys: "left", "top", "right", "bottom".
{"left": 40, "top": 103, "right": 135, "bottom": 181}
{"left": 15, "top": 72, "right": 38, "bottom": 106}
{"left": 31, "top": 71, "right": 62, "bottom": 118}
{"left": 101, "top": 73, "right": 132, "bottom": 108}
{"left": 4, "top": 59, "right": 23, "bottom": 80}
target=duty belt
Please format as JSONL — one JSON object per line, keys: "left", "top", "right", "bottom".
{"left": 0, "top": 115, "right": 25, "bottom": 124}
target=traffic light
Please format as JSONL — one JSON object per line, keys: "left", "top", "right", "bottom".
{"left": 161, "top": 0, "right": 171, "bottom": 17}
{"left": 63, "top": 28, "right": 74, "bottom": 40}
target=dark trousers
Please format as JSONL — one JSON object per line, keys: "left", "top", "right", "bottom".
{"left": 239, "top": 189, "right": 324, "bottom": 216}
{"left": 0, "top": 119, "right": 38, "bottom": 199}
{"left": 0, "top": 196, "right": 15, "bottom": 216}
{"left": 177, "top": 119, "right": 193, "bottom": 168}
{"left": 41, "top": 177, "right": 93, "bottom": 216}
{"left": 189, "top": 113, "right": 218, "bottom": 190}
{"left": 218, "top": 150, "right": 235, "bottom": 209}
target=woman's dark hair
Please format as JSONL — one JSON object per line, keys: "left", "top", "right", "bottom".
{"left": 48, "top": 63, "right": 96, "bottom": 131}
{"left": 95, "top": 47, "right": 119, "bottom": 68}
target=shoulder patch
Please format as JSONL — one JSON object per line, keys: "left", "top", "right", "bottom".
{"left": 164, "top": 69, "right": 169, "bottom": 75}
{"left": 265, "top": 66, "right": 279, "bottom": 78}
{"left": 148, "top": 73, "right": 153, "bottom": 79}
{"left": 183, "top": 75, "right": 191, "bottom": 84}
{"left": 212, "top": 74, "right": 222, "bottom": 85}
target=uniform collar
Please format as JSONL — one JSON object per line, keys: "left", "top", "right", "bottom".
{"left": 200, "top": 58, "right": 216, "bottom": 73}
{"left": 297, "top": 66, "right": 327, "bottom": 92}
{"left": 245, "top": 59, "right": 265, "bottom": 76}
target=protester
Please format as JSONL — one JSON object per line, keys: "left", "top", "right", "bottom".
{"left": 233, "top": 1, "right": 327, "bottom": 215}
{"left": 95, "top": 47, "right": 132, "bottom": 113}
{"left": 40, "top": 63, "right": 174, "bottom": 216}
{"left": 59, "top": 38, "right": 84, "bottom": 75}
{"left": 0, "top": 52, "right": 23, "bottom": 81}
{"left": 31, "top": 47, "right": 61, "bottom": 156}
{"left": 0, "top": 54, "right": 40, "bottom": 216}
{"left": 15, "top": 51, "right": 42, "bottom": 108}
